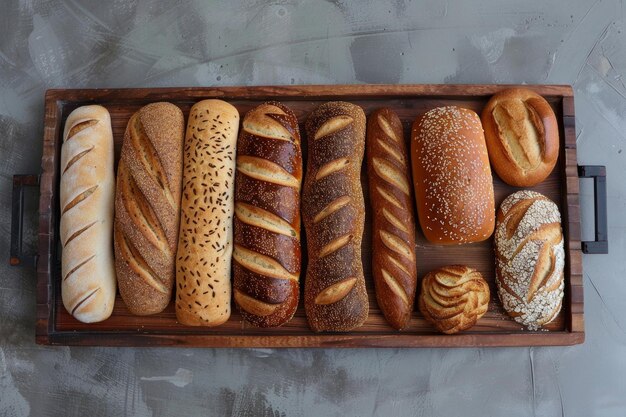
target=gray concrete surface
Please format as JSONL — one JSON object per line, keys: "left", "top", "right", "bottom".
{"left": 1, "top": 0, "right": 625, "bottom": 416}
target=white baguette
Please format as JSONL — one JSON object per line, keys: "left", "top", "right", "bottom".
{"left": 60, "top": 105, "right": 116, "bottom": 323}
{"left": 175, "top": 99, "right": 240, "bottom": 326}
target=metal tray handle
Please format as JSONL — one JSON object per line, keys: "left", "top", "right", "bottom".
{"left": 10, "top": 174, "right": 40, "bottom": 267}
{"left": 578, "top": 165, "right": 608, "bottom": 254}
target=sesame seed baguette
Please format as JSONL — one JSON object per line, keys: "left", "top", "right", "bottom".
{"left": 303, "top": 101, "right": 369, "bottom": 332}
{"left": 366, "top": 108, "right": 417, "bottom": 330}
{"left": 233, "top": 102, "right": 302, "bottom": 327}
{"left": 495, "top": 190, "right": 564, "bottom": 330}
{"left": 411, "top": 106, "right": 495, "bottom": 245}
{"left": 114, "top": 102, "right": 184, "bottom": 315}
{"left": 175, "top": 100, "right": 240, "bottom": 326}
{"left": 60, "top": 105, "right": 116, "bottom": 323}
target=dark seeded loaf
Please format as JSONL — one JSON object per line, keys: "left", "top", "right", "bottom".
{"left": 302, "top": 101, "right": 369, "bottom": 332}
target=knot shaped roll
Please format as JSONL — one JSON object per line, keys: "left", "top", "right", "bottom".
{"left": 418, "top": 265, "right": 490, "bottom": 334}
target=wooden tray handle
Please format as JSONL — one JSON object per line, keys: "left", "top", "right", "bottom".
{"left": 578, "top": 165, "right": 608, "bottom": 254}
{"left": 10, "top": 174, "right": 40, "bottom": 267}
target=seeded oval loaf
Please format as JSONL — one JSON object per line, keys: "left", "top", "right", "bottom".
{"left": 303, "top": 101, "right": 369, "bottom": 332}
{"left": 495, "top": 190, "right": 564, "bottom": 330}
{"left": 418, "top": 265, "right": 489, "bottom": 334}
{"left": 175, "top": 99, "right": 240, "bottom": 326}
{"left": 411, "top": 106, "right": 495, "bottom": 244}
{"left": 114, "top": 102, "right": 184, "bottom": 315}
{"left": 482, "top": 88, "right": 559, "bottom": 187}
{"left": 233, "top": 102, "right": 302, "bottom": 327}
{"left": 366, "top": 108, "right": 417, "bottom": 330}
{"left": 60, "top": 105, "right": 116, "bottom": 323}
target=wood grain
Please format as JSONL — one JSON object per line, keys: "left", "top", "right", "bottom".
{"left": 562, "top": 97, "right": 584, "bottom": 335}
{"left": 36, "top": 84, "right": 583, "bottom": 347}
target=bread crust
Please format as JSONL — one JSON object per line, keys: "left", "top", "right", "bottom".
{"left": 482, "top": 88, "right": 559, "bottom": 187}
{"left": 366, "top": 108, "right": 417, "bottom": 330}
{"left": 60, "top": 105, "right": 116, "bottom": 323}
{"left": 411, "top": 106, "right": 495, "bottom": 245}
{"left": 494, "top": 190, "right": 564, "bottom": 330}
{"left": 175, "top": 99, "right": 240, "bottom": 326}
{"left": 114, "top": 102, "right": 184, "bottom": 315}
{"left": 233, "top": 102, "right": 302, "bottom": 327}
{"left": 303, "top": 101, "right": 369, "bottom": 332}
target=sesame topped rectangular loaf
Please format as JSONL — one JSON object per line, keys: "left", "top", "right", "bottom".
{"left": 411, "top": 106, "right": 495, "bottom": 245}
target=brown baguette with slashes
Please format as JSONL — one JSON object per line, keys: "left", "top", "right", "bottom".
{"left": 303, "top": 101, "right": 369, "bottom": 332}
{"left": 366, "top": 108, "right": 417, "bottom": 330}
{"left": 233, "top": 102, "right": 302, "bottom": 327}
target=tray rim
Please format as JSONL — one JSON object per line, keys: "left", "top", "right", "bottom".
{"left": 37, "top": 84, "right": 583, "bottom": 348}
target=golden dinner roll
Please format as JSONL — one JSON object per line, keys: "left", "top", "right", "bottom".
{"left": 481, "top": 88, "right": 559, "bottom": 187}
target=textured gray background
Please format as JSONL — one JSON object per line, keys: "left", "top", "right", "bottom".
{"left": 1, "top": 0, "right": 625, "bottom": 416}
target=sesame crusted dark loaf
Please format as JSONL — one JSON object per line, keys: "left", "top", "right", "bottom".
{"left": 366, "top": 108, "right": 417, "bottom": 330}
{"left": 233, "top": 102, "right": 302, "bottom": 327}
{"left": 114, "top": 102, "right": 184, "bottom": 316}
{"left": 495, "top": 190, "right": 564, "bottom": 330}
{"left": 175, "top": 100, "right": 240, "bottom": 326}
{"left": 303, "top": 101, "right": 369, "bottom": 332}
{"left": 411, "top": 106, "right": 495, "bottom": 245}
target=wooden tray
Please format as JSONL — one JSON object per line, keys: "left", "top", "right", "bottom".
{"left": 33, "top": 84, "right": 585, "bottom": 347}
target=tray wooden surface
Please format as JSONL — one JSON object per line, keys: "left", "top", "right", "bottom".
{"left": 37, "top": 84, "right": 583, "bottom": 347}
